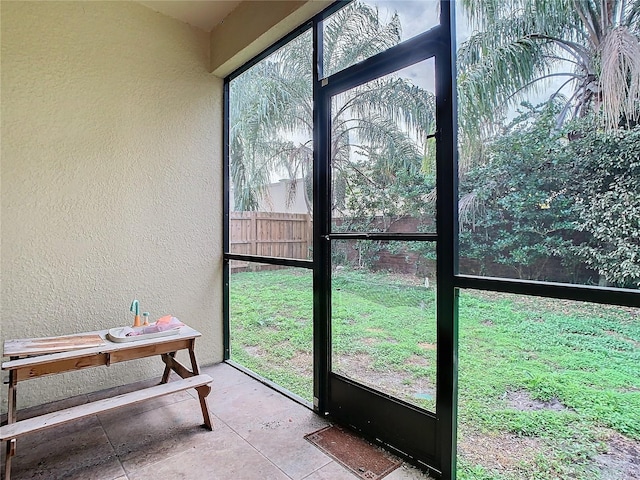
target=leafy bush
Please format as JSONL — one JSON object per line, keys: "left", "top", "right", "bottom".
{"left": 565, "top": 123, "right": 640, "bottom": 287}
{"left": 459, "top": 103, "right": 583, "bottom": 280}
{"left": 460, "top": 104, "right": 640, "bottom": 288}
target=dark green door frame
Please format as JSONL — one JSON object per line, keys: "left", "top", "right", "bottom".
{"left": 312, "top": 2, "right": 459, "bottom": 477}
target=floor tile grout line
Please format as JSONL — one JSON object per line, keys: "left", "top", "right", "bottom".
{"left": 298, "top": 459, "right": 344, "bottom": 480}
{"left": 210, "top": 388, "right": 345, "bottom": 480}
{"left": 118, "top": 408, "right": 232, "bottom": 478}
{"left": 95, "top": 392, "right": 206, "bottom": 478}
{"left": 218, "top": 411, "right": 349, "bottom": 480}
{"left": 206, "top": 371, "right": 351, "bottom": 479}
{"left": 218, "top": 419, "right": 300, "bottom": 479}
{"left": 95, "top": 411, "right": 127, "bottom": 479}
{"left": 122, "top": 375, "right": 295, "bottom": 478}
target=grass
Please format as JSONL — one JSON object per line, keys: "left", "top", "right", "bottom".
{"left": 229, "top": 267, "right": 315, "bottom": 397}
{"left": 456, "top": 292, "right": 639, "bottom": 479}
{"left": 229, "top": 267, "right": 640, "bottom": 479}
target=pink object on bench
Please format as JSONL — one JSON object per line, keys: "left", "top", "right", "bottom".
{"left": 125, "top": 316, "right": 184, "bottom": 336}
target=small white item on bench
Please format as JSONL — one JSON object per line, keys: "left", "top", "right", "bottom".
{"left": 107, "top": 325, "right": 179, "bottom": 342}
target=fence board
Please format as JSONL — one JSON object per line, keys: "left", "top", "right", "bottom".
{"left": 230, "top": 212, "right": 312, "bottom": 270}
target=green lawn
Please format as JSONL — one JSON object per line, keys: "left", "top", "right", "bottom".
{"left": 229, "top": 268, "right": 640, "bottom": 479}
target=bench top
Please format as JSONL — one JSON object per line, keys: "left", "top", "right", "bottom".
{"left": 2, "top": 325, "right": 201, "bottom": 371}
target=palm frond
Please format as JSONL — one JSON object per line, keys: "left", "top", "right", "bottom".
{"left": 599, "top": 25, "right": 640, "bottom": 128}
{"left": 458, "top": 28, "right": 553, "bottom": 149}
{"left": 323, "top": 1, "right": 401, "bottom": 76}
{"left": 459, "top": 191, "right": 483, "bottom": 230}
{"left": 457, "top": 0, "right": 640, "bottom": 153}
{"left": 624, "top": 0, "right": 640, "bottom": 29}
{"left": 338, "top": 115, "right": 423, "bottom": 176}
{"left": 344, "top": 77, "right": 436, "bottom": 142}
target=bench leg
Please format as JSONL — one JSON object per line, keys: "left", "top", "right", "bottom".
{"left": 195, "top": 385, "right": 213, "bottom": 430}
{"left": 188, "top": 344, "right": 200, "bottom": 375}
{"left": 159, "top": 341, "right": 213, "bottom": 430}
{"left": 4, "top": 439, "right": 15, "bottom": 480}
{"left": 160, "top": 352, "right": 176, "bottom": 384}
{"left": 4, "top": 368, "right": 17, "bottom": 480}
{"left": 187, "top": 340, "right": 212, "bottom": 430}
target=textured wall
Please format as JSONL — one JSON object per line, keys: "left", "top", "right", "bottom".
{"left": 1, "top": 1, "right": 223, "bottom": 411}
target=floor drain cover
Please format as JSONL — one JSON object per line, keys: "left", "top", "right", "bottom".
{"left": 305, "top": 425, "right": 402, "bottom": 479}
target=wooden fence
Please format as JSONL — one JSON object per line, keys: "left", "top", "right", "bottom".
{"left": 229, "top": 212, "right": 600, "bottom": 284}
{"left": 230, "top": 212, "right": 312, "bottom": 266}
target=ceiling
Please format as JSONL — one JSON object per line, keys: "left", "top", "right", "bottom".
{"left": 139, "top": 1, "right": 243, "bottom": 32}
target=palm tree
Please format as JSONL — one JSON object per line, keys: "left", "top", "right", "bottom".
{"left": 458, "top": 0, "right": 640, "bottom": 140}
{"left": 228, "top": 1, "right": 437, "bottom": 220}
{"left": 229, "top": 33, "right": 314, "bottom": 212}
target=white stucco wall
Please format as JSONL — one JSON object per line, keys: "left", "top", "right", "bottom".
{"left": 1, "top": 1, "right": 223, "bottom": 410}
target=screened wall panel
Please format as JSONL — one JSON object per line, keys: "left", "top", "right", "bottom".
{"left": 228, "top": 30, "right": 313, "bottom": 260}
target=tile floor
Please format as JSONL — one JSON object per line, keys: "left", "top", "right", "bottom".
{"left": 3, "top": 363, "right": 434, "bottom": 480}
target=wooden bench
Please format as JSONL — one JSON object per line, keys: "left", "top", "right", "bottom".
{"left": 0, "top": 374, "right": 212, "bottom": 442}
{"left": 3, "top": 326, "right": 213, "bottom": 480}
